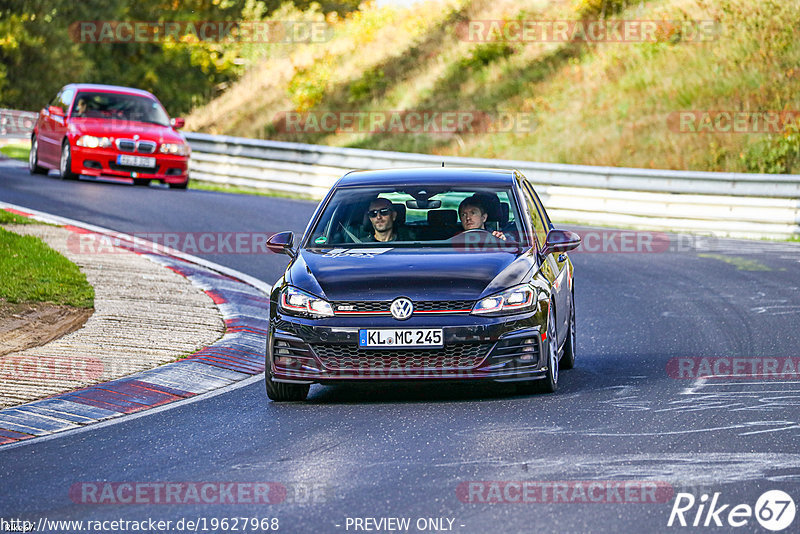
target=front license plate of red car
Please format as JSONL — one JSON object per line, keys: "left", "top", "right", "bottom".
{"left": 117, "top": 154, "right": 156, "bottom": 168}
{"left": 359, "top": 328, "right": 443, "bottom": 348}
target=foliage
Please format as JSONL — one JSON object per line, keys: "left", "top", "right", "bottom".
{"left": 189, "top": 0, "right": 800, "bottom": 174}
{"left": 744, "top": 121, "right": 800, "bottom": 174}
{"left": 573, "top": 0, "right": 638, "bottom": 19}
{"left": 348, "top": 68, "right": 387, "bottom": 103}
{"left": 458, "top": 43, "right": 514, "bottom": 70}
{"left": 288, "top": 54, "right": 335, "bottom": 111}
{"left": 0, "top": 0, "right": 359, "bottom": 116}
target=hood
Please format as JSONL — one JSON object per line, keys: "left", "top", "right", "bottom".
{"left": 288, "top": 248, "right": 537, "bottom": 302}
{"left": 70, "top": 118, "right": 183, "bottom": 144}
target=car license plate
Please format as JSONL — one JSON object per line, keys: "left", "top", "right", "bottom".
{"left": 117, "top": 154, "right": 156, "bottom": 168}
{"left": 359, "top": 328, "right": 443, "bottom": 348}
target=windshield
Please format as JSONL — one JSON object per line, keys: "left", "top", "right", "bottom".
{"left": 305, "top": 185, "right": 529, "bottom": 250}
{"left": 71, "top": 91, "right": 170, "bottom": 126}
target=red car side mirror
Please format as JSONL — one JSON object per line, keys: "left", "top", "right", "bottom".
{"left": 47, "top": 105, "right": 65, "bottom": 117}
{"left": 171, "top": 117, "right": 185, "bottom": 129}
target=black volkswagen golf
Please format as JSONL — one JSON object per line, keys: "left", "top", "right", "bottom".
{"left": 265, "top": 168, "right": 581, "bottom": 401}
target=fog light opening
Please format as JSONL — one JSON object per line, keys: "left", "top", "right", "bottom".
{"left": 275, "top": 356, "right": 297, "bottom": 367}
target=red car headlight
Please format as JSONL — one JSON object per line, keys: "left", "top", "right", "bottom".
{"left": 76, "top": 135, "right": 112, "bottom": 148}
{"left": 159, "top": 143, "right": 190, "bottom": 156}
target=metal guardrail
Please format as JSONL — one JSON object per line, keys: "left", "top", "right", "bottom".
{"left": 184, "top": 132, "right": 800, "bottom": 239}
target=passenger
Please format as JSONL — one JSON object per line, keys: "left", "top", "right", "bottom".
{"left": 458, "top": 195, "right": 506, "bottom": 240}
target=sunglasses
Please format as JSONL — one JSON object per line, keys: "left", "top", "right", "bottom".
{"left": 368, "top": 207, "right": 392, "bottom": 218}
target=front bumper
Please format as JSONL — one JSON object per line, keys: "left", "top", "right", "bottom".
{"left": 72, "top": 146, "right": 189, "bottom": 184}
{"left": 268, "top": 311, "right": 548, "bottom": 384}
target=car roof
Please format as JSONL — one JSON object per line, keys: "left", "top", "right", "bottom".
{"left": 336, "top": 167, "right": 518, "bottom": 187}
{"left": 64, "top": 84, "right": 157, "bottom": 99}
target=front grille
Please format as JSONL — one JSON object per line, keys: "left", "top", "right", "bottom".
{"left": 416, "top": 300, "right": 473, "bottom": 312}
{"left": 137, "top": 140, "right": 156, "bottom": 154}
{"left": 334, "top": 301, "right": 387, "bottom": 313}
{"left": 116, "top": 139, "right": 135, "bottom": 152}
{"left": 311, "top": 343, "right": 491, "bottom": 371}
{"left": 115, "top": 139, "right": 156, "bottom": 154}
{"left": 332, "top": 300, "right": 473, "bottom": 314}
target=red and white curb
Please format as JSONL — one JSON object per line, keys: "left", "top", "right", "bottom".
{"left": 0, "top": 202, "right": 272, "bottom": 448}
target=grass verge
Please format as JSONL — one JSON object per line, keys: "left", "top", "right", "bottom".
{"left": 0, "top": 210, "right": 35, "bottom": 225}
{"left": 0, "top": 142, "right": 30, "bottom": 161}
{"left": 0, "top": 226, "right": 94, "bottom": 308}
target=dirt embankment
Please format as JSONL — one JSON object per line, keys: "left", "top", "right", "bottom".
{"left": 0, "top": 300, "right": 93, "bottom": 357}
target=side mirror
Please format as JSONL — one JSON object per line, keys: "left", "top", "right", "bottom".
{"left": 48, "top": 105, "right": 65, "bottom": 117}
{"left": 267, "top": 231, "right": 295, "bottom": 257}
{"left": 171, "top": 117, "right": 185, "bottom": 129}
{"left": 541, "top": 229, "right": 581, "bottom": 256}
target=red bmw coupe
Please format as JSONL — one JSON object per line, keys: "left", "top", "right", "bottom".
{"left": 29, "top": 84, "right": 190, "bottom": 189}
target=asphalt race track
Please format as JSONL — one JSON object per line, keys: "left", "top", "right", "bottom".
{"left": 2, "top": 162, "right": 800, "bottom": 533}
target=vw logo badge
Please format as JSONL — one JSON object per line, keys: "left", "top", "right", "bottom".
{"left": 390, "top": 297, "right": 413, "bottom": 320}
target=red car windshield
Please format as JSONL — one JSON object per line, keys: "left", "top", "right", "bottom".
{"left": 71, "top": 91, "right": 170, "bottom": 127}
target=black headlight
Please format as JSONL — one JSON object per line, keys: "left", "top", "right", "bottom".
{"left": 279, "top": 286, "right": 334, "bottom": 318}
{"left": 471, "top": 284, "right": 536, "bottom": 316}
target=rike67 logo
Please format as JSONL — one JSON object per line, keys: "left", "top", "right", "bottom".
{"left": 668, "top": 490, "right": 796, "bottom": 531}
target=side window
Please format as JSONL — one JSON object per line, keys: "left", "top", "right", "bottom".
{"left": 521, "top": 186, "right": 547, "bottom": 249}
{"left": 524, "top": 182, "right": 552, "bottom": 229}
{"left": 59, "top": 89, "right": 75, "bottom": 112}
{"left": 49, "top": 91, "right": 63, "bottom": 108}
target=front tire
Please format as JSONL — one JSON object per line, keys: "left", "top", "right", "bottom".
{"left": 28, "top": 136, "right": 47, "bottom": 175}
{"left": 60, "top": 141, "right": 77, "bottom": 180}
{"left": 560, "top": 289, "right": 576, "bottom": 370}
{"left": 265, "top": 367, "right": 309, "bottom": 401}
{"left": 537, "top": 303, "right": 559, "bottom": 393}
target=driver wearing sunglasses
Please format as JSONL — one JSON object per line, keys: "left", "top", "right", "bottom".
{"left": 364, "top": 198, "right": 413, "bottom": 242}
